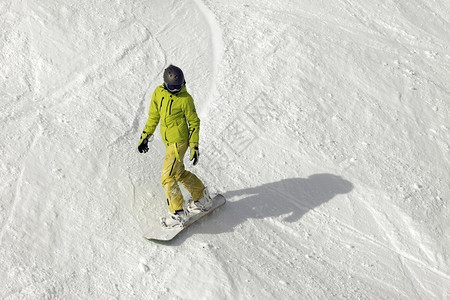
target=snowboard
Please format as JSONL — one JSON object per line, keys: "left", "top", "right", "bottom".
{"left": 143, "top": 194, "right": 226, "bottom": 241}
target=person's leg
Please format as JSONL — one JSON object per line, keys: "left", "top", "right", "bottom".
{"left": 174, "top": 143, "right": 205, "bottom": 201}
{"left": 161, "top": 143, "right": 186, "bottom": 213}
{"left": 161, "top": 142, "right": 206, "bottom": 213}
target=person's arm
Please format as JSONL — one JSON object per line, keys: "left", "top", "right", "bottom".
{"left": 143, "top": 89, "right": 161, "bottom": 135}
{"left": 184, "top": 96, "right": 200, "bottom": 145}
{"left": 184, "top": 95, "right": 200, "bottom": 165}
{"left": 138, "top": 89, "right": 160, "bottom": 153}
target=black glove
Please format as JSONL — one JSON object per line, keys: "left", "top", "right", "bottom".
{"left": 189, "top": 144, "right": 199, "bottom": 165}
{"left": 138, "top": 131, "right": 150, "bottom": 153}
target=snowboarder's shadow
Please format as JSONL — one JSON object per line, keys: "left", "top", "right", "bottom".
{"left": 207, "top": 173, "right": 352, "bottom": 235}
{"left": 171, "top": 173, "right": 353, "bottom": 243}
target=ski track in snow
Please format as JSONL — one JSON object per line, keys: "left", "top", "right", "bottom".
{"left": 1, "top": 0, "right": 450, "bottom": 299}
{"left": 191, "top": 0, "right": 225, "bottom": 118}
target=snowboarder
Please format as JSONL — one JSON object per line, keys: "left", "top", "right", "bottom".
{"left": 138, "top": 65, "right": 212, "bottom": 227}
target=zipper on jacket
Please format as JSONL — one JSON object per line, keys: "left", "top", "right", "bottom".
{"left": 160, "top": 97, "right": 164, "bottom": 111}
{"left": 164, "top": 98, "right": 172, "bottom": 127}
{"left": 169, "top": 99, "right": 174, "bottom": 115}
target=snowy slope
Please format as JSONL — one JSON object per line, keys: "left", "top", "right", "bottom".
{"left": 1, "top": 0, "right": 450, "bottom": 299}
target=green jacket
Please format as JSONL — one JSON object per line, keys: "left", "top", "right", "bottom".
{"left": 143, "top": 84, "right": 200, "bottom": 145}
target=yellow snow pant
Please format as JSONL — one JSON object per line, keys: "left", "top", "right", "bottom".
{"left": 161, "top": 142, "right": 205, "bottom": 213}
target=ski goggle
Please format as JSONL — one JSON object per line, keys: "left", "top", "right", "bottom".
{"left": 165, "top": 83, "right": 183, "bottom": 93}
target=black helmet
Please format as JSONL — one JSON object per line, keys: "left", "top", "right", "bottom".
{"left": 163, "top": 65, "right": 185, "bottom": 93}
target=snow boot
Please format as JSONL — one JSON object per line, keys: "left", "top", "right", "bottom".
{"left": 186, "top": 188, "right": 213, "bottom": 215}
{"left": 160, "top": 210, "right": 188, "bottom": 228}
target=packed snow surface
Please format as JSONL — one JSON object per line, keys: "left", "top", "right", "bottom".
{"left": 1, "top": 0, "right": 450, "bottom": 299}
